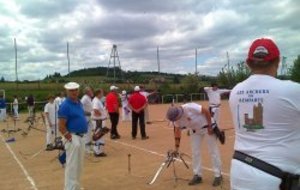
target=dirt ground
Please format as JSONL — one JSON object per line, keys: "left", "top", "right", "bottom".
{"left": 0, "top": 100, "right": 235, "bottom": 190}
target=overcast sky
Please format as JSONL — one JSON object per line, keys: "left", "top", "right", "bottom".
{"left": 0, "top": 0, "right": 299, "bottom": 81}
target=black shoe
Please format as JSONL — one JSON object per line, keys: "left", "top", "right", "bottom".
{"left": 115, "top": 134, "right": 121, "bottom": 139}
{"left": 110, "top": 135, "right": 117, "bottom": 139}
{"left": 132, "top": 136, "right": 136, "bottom": 140}
{"left": 141, "top": 136, "right": 149, "bottom": 140}
{"left": 212, "top": 176, "right": 222, "bottom": 186}
{"left": 46, "top": 144, "right": 54, "bottom": 151}
{"left": 188, "top": 175, "right": 202, "bottom": 185}
{"left": 94, "top": 152, "right": 107, "bottom": 157}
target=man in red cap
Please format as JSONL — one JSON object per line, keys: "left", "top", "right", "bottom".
{"left": 128, "top": 86, "right": 149, "bottom": 140}
{"left": 106, "top": 85, "right": 121, "bottom": 139}
{"left": 229, "top": 38, "right": 300, "bottom": 190}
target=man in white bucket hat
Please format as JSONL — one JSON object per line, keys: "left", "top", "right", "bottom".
{"left": 58, "top": 82, "right": 87, "bottom": 190}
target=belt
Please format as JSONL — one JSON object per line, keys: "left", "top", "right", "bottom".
{"left": 233, "top": 151, "right": 300, "bottom": 190}
{"left": 192, "top": 125, "right": 208, "bottom": 133}
{"left": 209, "top": 104, "right": 221, "bottom": 108}
{"left": 74, "top": 133, "right": 84, "bottom": 137}
{"left": 233, "top": 150, "right": 284, "bottom": 179}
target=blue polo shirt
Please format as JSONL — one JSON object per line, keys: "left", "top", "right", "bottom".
{"left": 58, "top": 97, "right": 87, "bottom": 134}
{"left": 0, "top": 98, "right": 6, "bottom": 109}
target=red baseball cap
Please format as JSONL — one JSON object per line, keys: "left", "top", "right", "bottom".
{"left": 247, "top": 38, "right": 280, "bottom": 62}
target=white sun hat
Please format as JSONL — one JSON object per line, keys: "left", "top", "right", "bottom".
{"left": 64, "top": 82, "right": 80, "bottom": 90}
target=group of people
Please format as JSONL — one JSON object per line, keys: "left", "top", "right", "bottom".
{"left": 0, "top": 94, "right": 36, "bottom": 120}
{"left": 2, "top": 37, "right": 299, "bottom": 190}
{"left": 166, "top": 38, "right": 300, "bottom": 190}
{"left": 52, "top": 83, "right": 154, "bottom": 189}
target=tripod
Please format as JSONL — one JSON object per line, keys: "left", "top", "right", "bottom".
{"left": 148, "top": 150, "right": 190, "bottom": 185}
{"left": 21, "top": 113, "right": 46, "bottom": 136}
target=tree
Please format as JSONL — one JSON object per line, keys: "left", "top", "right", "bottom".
{"left": 181, "top": 74, "right": 200, "bottom": 93}
{"left": 0, "top": 76, "right": 5, "bottom": 82}
{"left": 173, "top": 75, "right": 180, "bottom": 84}
{"left": 290, "top": 55, "right": 300, "bottom": 83}
{"left": 234, "top": 61, "right": 251, "bottom": 82}
{"left": 217, "top": 61, "right": 251, "bottom": 87}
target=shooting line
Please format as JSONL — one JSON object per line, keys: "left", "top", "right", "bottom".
{"left": 0, "top": 131, "right": 38, "bottom": 190}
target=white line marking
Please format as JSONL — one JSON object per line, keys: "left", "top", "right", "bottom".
{"left": 109, "top": 139, "right": 230, "bottom": 177}
{"left": 0, "top": 134, "right": 38, "bottom": 190}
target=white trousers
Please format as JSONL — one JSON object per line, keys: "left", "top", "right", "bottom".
{"left": 13, "top": 107, "right": 18, "bottom": 118}
{"left": 46, "top": 124, "right": 54, "bottom": 145}
{"left": 84, "top": 117, "right": 93, "bottom": 145}
{"left": 93, "top": 137, "right": 105, "bottom": 155}
{"left": 28, "top": 106, "right": 34, "bottom": 118}
{"left": 231, "top": 159, "right": 281, "bottom": 190}
{"left": 122, "top": 106, "right": 131, "bottom": 121}
{"left": 0, "top": 108, "right": 6, "bottom": 121}
{"left": 92, "top": 120, "right": 105, "bottom": 155}
{"left": 211, "top": 107, "right": 220, "bottom": 125}
{"left": 190, "top": 130, "right": 222, "bottom": 177}
{"left": 64, "top": 134, "right": 85, "bottom": 190}
{"left": 46, "top": 124, "right": 59, "bottom": 145}
{"left": 144, "top": 105, "right": 149, "bottom": 122}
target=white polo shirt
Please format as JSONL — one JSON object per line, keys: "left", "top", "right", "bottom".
{"left": 173, "top": 103, "right": 208, "bottom": 131}
{"left": 13, "top": 98, "right": 18, "bottom": 110}
{"left": 204, "top": 87, "right": 231, "bottom": 105}
{"left": 229, "top": 74, "right": 300, "bottom": 174}
{"left": 81, "top": 94, "right": 93, "bottom": 113}
{"left": 44, "top": 102, "right": 56, "bottom": 125}
{"left": 54, "top": 96, "right": 65, "bottom": 107}
{"left": 91, "top": 97, "right": 107, "bottom": 120}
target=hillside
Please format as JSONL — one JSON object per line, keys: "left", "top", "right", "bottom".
{"left": 45, "top": 66, "right": 192, "bottom": 84}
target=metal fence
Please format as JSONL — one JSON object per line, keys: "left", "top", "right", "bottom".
{"left": 161, "top": 93, "right": 207, "bottom": 104}
{"left": 2, "top": 93, "right": 208, "bottom": 115}
{"left": 5, "top": 101, "right": 47, "bottom": 115}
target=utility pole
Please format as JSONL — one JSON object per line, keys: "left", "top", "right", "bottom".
{"left": 14, "top": 38, "right": 18, "bottom": 90}
{"left": 226, "top": 51, "right": 230, "bottom": 72}
{"left": 67, "top": 42, "right": 70, "bottom": 77}
{"left": 195, "top": 48, "right": 198, "bottom": 75}
{"left": 226, "top": 51, "right": 231, "bottom": 86}
{"left": 281, "top": 56, "right": 287, "bottom": 75}
{"left": 157, "top": 46, "right": 160, "bottom": 74}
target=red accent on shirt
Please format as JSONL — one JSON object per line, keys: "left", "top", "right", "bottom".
{"left": 128, "top": 92, "right": 147, "bottom": 110}
{"left": 106, "top": 92, "right": 119, "bottom": 113}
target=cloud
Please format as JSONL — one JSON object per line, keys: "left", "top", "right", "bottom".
{"left": 19, "top": 0, "right": 81, "bottom": 18}
{"left": 0, "top": 0, "right": 300, "bottom": 80}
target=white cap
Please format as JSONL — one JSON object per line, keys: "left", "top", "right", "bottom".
{"left": 122, "top": 90, "right": 127, "bottom": 95}
{"left": 110, "top": 85, "right": 118, "bottom": 91}
{"left": 134, "top": 86, "right": 140, "bottom": 91}
{"left": 64, "top": 82, "right": 80, "bottom": 90}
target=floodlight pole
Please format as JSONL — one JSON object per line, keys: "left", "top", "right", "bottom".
{"left": 281, "top": 56, "right": 287, "bottom": 75}
{"left": 226, "top": 51, "right": 230, "bottom": 71}
{"left": 67, "top": 42, "right": 70, "bottom": 77}
{"left": 14, "top": 38, "right": 18, "bottom": 90}
{"left": 157, "top": 46, "right": 160, "bottom": 74}
{"left": 195, "top": 48, "right": 198, "bottom": 75}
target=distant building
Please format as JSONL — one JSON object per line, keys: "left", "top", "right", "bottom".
{"left": 253, "top": 103, "right": 263, "bottom": 125}
{"left": 244, "top": 103, "right": 263, "bottom": 129}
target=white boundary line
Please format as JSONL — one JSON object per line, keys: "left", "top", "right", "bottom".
{"left": 0, "top": 133, "right": 38, "bottom": 190}
{"left": 109, "top": 139, "right": 230, "bottom": 177}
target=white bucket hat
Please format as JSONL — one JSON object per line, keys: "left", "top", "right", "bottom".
{"left": 64, "top": 82, "right": 80, "bottom": 90}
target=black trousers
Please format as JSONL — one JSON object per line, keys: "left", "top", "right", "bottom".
{"left": 109, "top": 112, "right": 119, "bottom": 136}
{"left": 131, "top": 111, "right": 146, "bottom": 138}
